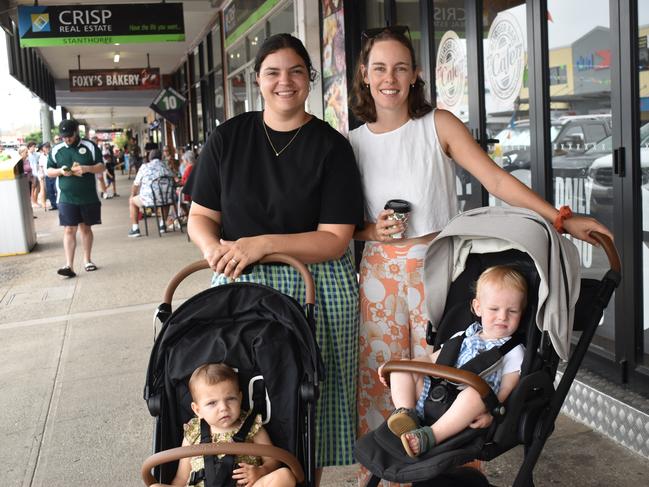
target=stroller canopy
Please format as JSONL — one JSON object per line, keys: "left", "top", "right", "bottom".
{"left": 424, "top": 207, "right": 581, "bottom": 361}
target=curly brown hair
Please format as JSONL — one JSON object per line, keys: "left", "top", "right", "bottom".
{"left": 349, "top": 28, "right": 433, "bottom": 123}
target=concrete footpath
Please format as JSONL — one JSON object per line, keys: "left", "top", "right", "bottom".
{"left": 1, "top": 172, "right": 648, "bottom": 486}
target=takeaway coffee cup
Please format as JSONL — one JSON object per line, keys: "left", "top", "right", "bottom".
{"left": 384, "top": 199, "right": 411, "bottom": 239}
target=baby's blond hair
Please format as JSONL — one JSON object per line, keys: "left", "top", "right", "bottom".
{"left": 475, "top": 265, "right": 528, "bottom": 310}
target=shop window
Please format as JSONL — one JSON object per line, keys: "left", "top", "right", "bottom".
{"left": 195, "top": 84, "right": 204, "bottom": 144}
{"left": 212, "top": 24, "right": 223, "bottom": 72}
{"left": 547, "top": 0, "right": 613, "bottom": 356}
{"left": 193, "top": 47, "right": 201, "bottom": 82}
{"left": 269, "top": 2, "right": 295, "bottom": 36}
{"left": 482, "top": 1, "right": 528, "bottom": 205}
{"left": 247, "top": 25, "right": 266, "bottom": 63}
{"left": 638, "top": 1, "right": 649, "bottom": 367}
{"left": 395, "top": 0, "right": 421, "bottom": 65}
{"left": 227, "top": 41, "right": 246, "bottom": 73}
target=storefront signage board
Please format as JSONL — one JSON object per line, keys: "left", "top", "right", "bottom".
{"left": 224, "top": 0, "right": 280, "bottom": 47}
{"left": 69, "top": 68, "right": 161, "bottom": 92}
{"left": 18, "top": 3, "right": 184, "bottom": 47}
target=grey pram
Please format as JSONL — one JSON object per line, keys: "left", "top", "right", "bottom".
{"left": 355, "top": 207, "right": 620, "bottom": 487}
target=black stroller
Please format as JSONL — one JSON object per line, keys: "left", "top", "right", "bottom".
{"left": 355, "top": 207, "right": 620, "bottom": 487}
{"left": 141, "top": 254, "right": 323, "bottom": 487}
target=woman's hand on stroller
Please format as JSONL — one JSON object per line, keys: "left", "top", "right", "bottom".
{"left": 218, "top": 237, "right": 269, "bottom": 279}
{"left": 232, "top": 462, "right": 266, "bottom": 486}
{"left": 562, "top": 214, "right": 613, "bottom": 246}
{"left": 202, "top": 243, "right": 230, "bottom": 272}
{"left": 469, "top": 411, "right": 493, "bottom": 429}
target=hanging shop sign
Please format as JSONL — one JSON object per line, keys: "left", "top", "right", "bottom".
{"left": 69, "top": 68, "right": 161, "bottom": 92}
{"left": 17, "top": 3, "right": 184, "bottom": 47}
{"left": 150, "top": 87, "right": 186, "bottom": 125}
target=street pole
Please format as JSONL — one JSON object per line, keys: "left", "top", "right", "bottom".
{"left": 40, "top": 101, "right": 52, "bottom": 142}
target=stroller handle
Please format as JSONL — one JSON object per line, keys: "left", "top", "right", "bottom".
{"left": 590, "top": 231, "right": 620, "bottom": 274}
{"left": 382, "top": 360, "right": 494, "bottom": 401}
{"left": 141, "top": 442, "right": 305, "bottom": 485}
{"left": 162, "top": 253, "right": 316, "bottom": 306}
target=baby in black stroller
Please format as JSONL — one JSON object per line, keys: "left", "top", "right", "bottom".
{"left": 141, "top": 255, "right": 323, "bottom": 487}
{"left": 171, "top": 363, "right": 296, "bottom": 486}
{"left": 380, "top": 265, "right": 527, "bottom": 458}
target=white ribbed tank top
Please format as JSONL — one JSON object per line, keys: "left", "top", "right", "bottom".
{"left": 348, "top": 110, "right": 458, "bottom": 238}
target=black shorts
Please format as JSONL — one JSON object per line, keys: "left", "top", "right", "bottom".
{"left": 58, "top": 202, "right": 102, "bottom": 227}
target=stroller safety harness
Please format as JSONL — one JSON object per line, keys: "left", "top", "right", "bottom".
{"left": 189, "top": 378, "right": 268, "bottom": 487}
{"left": 189, "top": 407, "right": 262, "bottom": 487}
{"left": 424, "top": 332, "right": 524, "bottom": 423}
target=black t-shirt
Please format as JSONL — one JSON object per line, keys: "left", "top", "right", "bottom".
{"left": 192, "top": 111, "right": 364, "bottom": 241}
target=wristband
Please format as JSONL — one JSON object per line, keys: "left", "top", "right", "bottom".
{"left": 553, "top": 205, "right": 573, "bottom": 233}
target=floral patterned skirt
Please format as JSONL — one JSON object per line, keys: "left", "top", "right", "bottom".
{"left": 357, "top": 241, "right": 431, "bottom": 486}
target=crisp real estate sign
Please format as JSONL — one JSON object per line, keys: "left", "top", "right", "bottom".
{"left": 150, "top": 87, "right": 186, "bottom": 125}
{"left": 18, "top": 3, "right": 184, "bottom": 47}
{"left": 69, "top": 68, "right": 161, "bottom": 92}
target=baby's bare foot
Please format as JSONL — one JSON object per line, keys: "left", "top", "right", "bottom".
{"left": 405, "top": 432, "right": 420, "bottom": 455}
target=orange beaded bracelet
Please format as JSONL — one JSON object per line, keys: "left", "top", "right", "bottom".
{"left": 553, "top": 205, "right": 573, "bottom": 233}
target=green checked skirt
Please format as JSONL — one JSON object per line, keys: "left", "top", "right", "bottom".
{"left": 211, "top": 249, "right": 359, "bottom": 467}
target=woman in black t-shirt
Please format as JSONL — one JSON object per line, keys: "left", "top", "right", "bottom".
{"left": 188, "top": 34, "right": 364, "bottom": 474}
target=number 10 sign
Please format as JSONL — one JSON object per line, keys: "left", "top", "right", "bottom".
{"left": 150, "top": 87, "right": 187, "bottom": 125}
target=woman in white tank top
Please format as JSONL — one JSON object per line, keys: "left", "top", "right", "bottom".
{"left": 348, "top": 26, "right": 612, "bottom": 487}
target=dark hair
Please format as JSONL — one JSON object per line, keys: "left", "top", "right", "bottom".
{"left": 350, "top": 28, "right": 433, "bottom": 123}
{"left": 188, "top": 363, "right": 239, "bottom": 399}
{"left": 26, "top": 141, "right": 37, "bottom": 149}
{"left": 254, "top": 33, "right": 317, "bottom": 82}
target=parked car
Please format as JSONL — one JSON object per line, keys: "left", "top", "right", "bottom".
{"left": 552, "top": 129, "right": 613, "bottom": 180}
{"left": 587, "top": 122, "right": 649, "bottom": 226}
{"left": 493, "top": 121, "right": 559, "bottom": 171}
{"left": 495, "top": 114, "right": 612, "bottom": 172}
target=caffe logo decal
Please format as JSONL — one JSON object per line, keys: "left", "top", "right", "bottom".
{"left": 486, "top": 12, "right": 524, "bottom": 107}
{"left": 436, "top": 30, "right": 465, "bottom": 111}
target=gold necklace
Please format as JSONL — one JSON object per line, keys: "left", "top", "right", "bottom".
{"left": 262, "top": 120, "right": 303, "bottom": 157}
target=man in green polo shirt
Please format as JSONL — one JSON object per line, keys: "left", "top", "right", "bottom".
{"left": 47, "top": 119, "right": 105, "bottom": 278}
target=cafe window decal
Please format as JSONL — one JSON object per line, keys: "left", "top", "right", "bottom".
{"left": 486, "top": 11, "right": 525, "bottom": 109}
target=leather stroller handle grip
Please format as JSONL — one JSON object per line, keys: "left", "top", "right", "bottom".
{"left": 141, "top": 442, "right": 305, "bottom": 486}
{"left": 381, "top": 360, "right": 493, "bottom": 399}
{"left": 162, "top": 253, "right": 316, "bottom": 305}
{"left": 590, "top": 231, "right": 620, "bottom": 274}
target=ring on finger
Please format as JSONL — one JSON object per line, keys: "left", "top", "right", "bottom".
{"left": 231, "top": 258, "right": 238, "bottom": 265}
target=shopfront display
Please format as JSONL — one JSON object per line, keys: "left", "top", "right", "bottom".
{"left": 356, "top": 0, "right": 648, "bottom": 398}
{"left": 167, "top": 0, "right": 647, "bottom": 398}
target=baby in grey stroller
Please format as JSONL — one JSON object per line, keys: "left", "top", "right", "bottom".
{"left": 380, "top": 265, "right": 527, "bottom": 458}
{"left": 355, "top": 207, "right": 620, "bottom": 487}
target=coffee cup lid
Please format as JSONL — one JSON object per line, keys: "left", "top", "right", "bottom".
{"left": 384, "top": 199, "right": 411, "bottom": 213}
